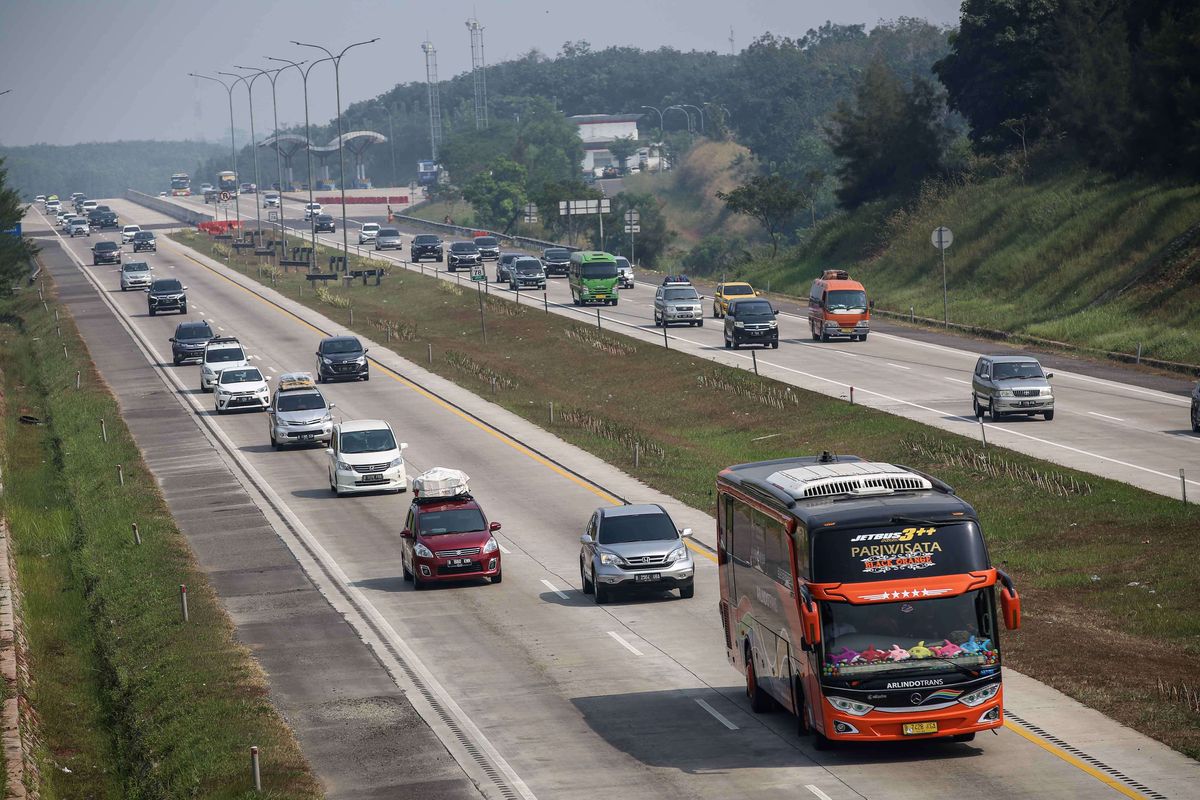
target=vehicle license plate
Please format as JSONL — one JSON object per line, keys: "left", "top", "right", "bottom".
{"left": 300, "top": 433, "right": 315, "bottom": 440}
{"left": 361, "top": 473, "right": 386, "bottom": 483}
{"left": 841, "top": 328, "right": 854, "bottom": 334}
{"left": 635, "top": 573, "right": 660, "bottom": 583}
{"left": 448, "top": 558, "right": 471, "bottom": 567}
{"left": 903, "top": 722, "right": 938, "bottom": 735}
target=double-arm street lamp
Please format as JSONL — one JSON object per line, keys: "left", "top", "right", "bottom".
{"left": 218, "top": 70, "right": 264, "bottom": 242}
{"left": 189, "top": 72, "right": 242, "bottom": 232}
{"left": 235, "top": 64, "right": 290, "bottom": 256}
{"left": 293, "top": 38, "right": 379, "bottom": 270}
{"left": 681, "top": 104, "right": 705, "bottom": 135}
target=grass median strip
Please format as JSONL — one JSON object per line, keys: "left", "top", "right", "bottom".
{"left": 0, "top": 284, "right": 320, "bottom": 799}
{"left": 174, "top": 228, "right": 1200, "bottom": 759}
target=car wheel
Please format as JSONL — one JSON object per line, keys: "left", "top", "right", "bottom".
{"left": 413, "top": 570, "right": 427, "bottom": 590}
{"left": 746, "top": 651, "right": 775, "bottom": 713}
{"left": 148, "top": 308, "right": 156, "bottom": 316}
{"left": 820, "top": 329, "right": 829, "bottom": 343}
{"left": 973, "top": 396, "right": 985, "bottom": 419}
{"left": 402, "top": 554, "right": 413, "bottom": 581}
{"left": 490, "top": 571, "right": 502, "bottom": 584}
{"left": 697, "top": 320, "right": 703, "bottom": 327}
{"left": 1043, "top": 410, "right": 1055, "bottom": 421}
{"left": 724, "top": 336, "right": 730, "bottom": 349}
{"left": 447, "top": 265, "right": 455, "bottom": 272}
{"left": 679, "top": 581, "right": 694, "bottom": 599}
{"left": 361, "top": 371, "right": 370, "bottom": 382}
{"left": 180, "top": 305, "right": 187, "bottom": 314}
{"left": 121, "top": 286, "right": 126, "bottom": 292}
{"left": 1192, "top": 403, "right": 1200, "bottom": 433}
{"left": 581, "top": 561, "right": 594, "bottom": 594}
{"left": 215, "top": 405, "right": 224, "bottom": 415}
{"left": 172, "top": 357, "right": 182, "bottom": 366}
{"left": 859, "top": 334, "right": 868, "bottom": 342}
{"left": 732, "top": 341, "right": 740, "bottom": 350}
{"left": 593, "top": 570, "right": 609, "bottom": 604}
{"left": 713, "top": 305, "right": 720, "bottom": 318}
{"left": 270, "top": 431, "right": 280, "bottom": 450}
{"left": 811, "top": 325, "right": 820, "bottom": 341}
{"left": 771, "top": 341, "right": 779, "bottom": 349}
{"left": 989, "top": 399, "right": 1001, "bottom": 420}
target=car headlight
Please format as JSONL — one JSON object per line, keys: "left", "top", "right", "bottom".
{"left": 483, "top": 537, "right": 499, "bottom": 554}
{"left": 666, "top": 544, "right": 688, "bottom": 563}
{"left": 958, "top": 683, "right": 1001, "bottom": 708}
{"left": 825, "top": 320, "right": 840, "bottom": 328}
{"left": 387, "top": 457, "right": 404, "bottom": 469}
{"left": 998, "top": 389, "right": 1014, "bottom": 397}
{"left": 321, "top": 357, "right": 333, "bottom": 365}
{"left": 256, "top": 386, "right": 268, "bottom": 395}
{"left": 1040, "top": 388, "right": 1053, "bottom": 396}
{"left": 599, "top": 551, "right": 624, "bottom": 567}
{"left": 336, "top": 460, "right": 353, "bottom": 472}
{"left": 413, "top": 543, "right": 434, "bottom": 558}
{"left": 734, "top": 321, "right": 745, "bottom": 328}
{"left": 828, "top": 696, "right": 874, "bottom": 716}
{"left": 768, "top": 320, "right": 778, "bottom": 328}
{"left": 355, "top": 356, "right": 366, "bottom": 364}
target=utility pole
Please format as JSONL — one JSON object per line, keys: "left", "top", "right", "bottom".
{"left": 466, "top": 17, "right": 488, "bottom": 130}
{"left": 421, "top": 40, "right": 444, "bottom": 160}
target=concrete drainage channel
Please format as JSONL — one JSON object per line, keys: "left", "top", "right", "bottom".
{"left": 47, "top": 229, "right": 537, "bottom": 800}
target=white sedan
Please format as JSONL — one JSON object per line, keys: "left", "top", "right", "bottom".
{"left": 303, "top": 202, "right": 322, "bottom": 220}
{"left": 326, "top": 419, "right": 408, "bottom": 496}
{"left": 358, "top": 222, "right": 380, "bottom": 244}
{"left": 214, "top": 367, "right": 271, "bottom": 414}
{"left": 121, "top": 224, "right": 142, "bottom": 244}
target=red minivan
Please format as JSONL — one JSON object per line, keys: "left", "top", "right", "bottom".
{"left": 401, "top": 470, "right": 502, "bottom": 589}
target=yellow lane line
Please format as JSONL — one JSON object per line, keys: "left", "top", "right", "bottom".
{"left": 1002, "top": 721, "right": 1146, "bottom": 799}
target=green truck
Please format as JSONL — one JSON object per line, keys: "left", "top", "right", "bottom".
{"left": 568, "top": 251, "right": 620, "bottom": 306}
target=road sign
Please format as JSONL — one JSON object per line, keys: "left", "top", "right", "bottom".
{"left": 267, "top": 210, "right": 279, "bottom": 222}
{"left": 931, "top": 226, "right": 953, "bottom": 250}
{"left": 558, "top": 198, "right": 611, "bottom": 216}
{"left": 523, "top": 203, "right": 538, "bottom": 224}
{"left": 624, "top": 225, "right": 641, "bottom": 233}
{"left": 624, "top": 209, "right": 640, "bottom": 225}
{"left": 470, "top": 263, "right": 485, "bottom": 282}
{"left": 220, "top": 191, "right": 231, "bottom": 202}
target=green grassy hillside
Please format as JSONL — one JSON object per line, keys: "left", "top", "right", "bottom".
{"left": 687, "top": 163, "right": 1200, "bottom": 366}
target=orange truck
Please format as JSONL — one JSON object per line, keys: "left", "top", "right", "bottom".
{"left": 808, "top": 269, "right": 870, "bottom": 342}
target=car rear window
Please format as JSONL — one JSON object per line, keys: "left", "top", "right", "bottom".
{"left": 206, "top": 346, "right": 245, "bottom": 363}
{"left": 379, "top": 228, "right": 400, "bottom": 237}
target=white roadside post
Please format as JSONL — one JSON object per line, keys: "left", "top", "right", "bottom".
{"left": 932, "top": 226, "right": 953, "bottom": 325}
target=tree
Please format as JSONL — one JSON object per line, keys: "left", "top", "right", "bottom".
{"left": 438, "top": 123, "right": 518, "bottom": 188}
{"left": 510, "top": 97, "right": 584, "bottom": 192}
{"left": 0, "top": 158, "right": 38, "bottom": 290}
{"left": 607, "top": 136, "right": 640, "bottom": 174}
{"left": 717, "top": 174, "right": 809, "bottom": 256}
{"left": 933, "top": 0, "right": 1061, "bottom": 152}
{"left": 461, "top": 157, "right": 528, "bottom": 233}
{"left": 602, "top": 193, "right": 674, "bottom": 266}
{"left": 826, "top": 59, "right": 950, "bottom": 208}
{"left": 527, "top": 179, "right": 600, "bottom": 243}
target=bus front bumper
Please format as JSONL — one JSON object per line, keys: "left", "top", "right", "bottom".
{"left": 820, "top": 697, "right": 1003, "bottom": 742}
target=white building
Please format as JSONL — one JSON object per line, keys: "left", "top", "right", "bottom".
{"left": 569, "top": 114, "right": 653, "bottom": 174}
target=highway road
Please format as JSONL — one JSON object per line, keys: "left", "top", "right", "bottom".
{"left": 27, "top": 203, "right": 1199, "bottom": 799}
{"left": 163, "top": 192, "right": 1200, "bottom": 502}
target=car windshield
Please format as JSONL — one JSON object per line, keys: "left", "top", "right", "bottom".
{"left": 723, "top": 283, "right": 753, "bottom": 295}
{"left": 451, "top": 243, "right": 478, "bottom": 252}
{"left": 219, "top": 368, "right": 262, "bottom": 384}
{"left": 544, "top": 249, "right": 569, "bottom": 260}
{"left": 581, "top": 263, "right": 618, "bottom": 279}
{"left": 664, "top": 287, "right": 699, "bottom": 301}
{"left": 277, "top": 392, "right": 326, "bottom": 412}
{"left": 206, "top": 347, "right": 245, "bottom": 363}
{"left": 124, "top": 262, "right": 149, "bottom": 272}
{"left": 992, "top": 361, "right": 1044, "bottom": 380}
{"left": 733, "top": 300, "right": 773, "bottom": 318}
{"left": 153, "top": 280, "right": 182, "bottom": 291}
{"left": 820, "top": 590, "right": 998, "bottom": 681}
{"left": 379, "top": 229, "right": 400, "bottom": 237}
{"left": 414, "top": 235, "right": 439, "bottom": 244}
{"left": 475, "top": 237, "right": 498, "bottom": 246}
{"left": 826, "top": 289, "right": 867, "bottom": 312}
{"left": 598, "top": 512, "right": 678, "bottom": 544}
{"left": 177, "top": 325, "right": 212, "bottom": 340}
{"left": 321, "top": 338, "right": 361, "bottom": 354}
{"left": 419, "top": 508, "right": 487, "bottom": 535}
{"left": 339, "top": 428, "right": 396, "bottom": 453}
{"left": 514, "top": 260, "right": 542, "bottom": 274}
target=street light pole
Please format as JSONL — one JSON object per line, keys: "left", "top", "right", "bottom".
{"left": 665, "top": 105, "right": 692, "bottom": 134}
{"left": 236, "top": 64, "right": 290, "bottom": 257}
{"left": 190, "top": 73, "right": 242, "bottom": 236}
{"left": 268, "top": 55, "right": 331, "bottom": 271}
{"left": 294, "top": 38, "right": 380, "bottom": 273}
{"left": 219, "top": 71, "right": 264, "bottom": 243}
{"left": 682, "top": 104, "right": 705, "bottom": 135}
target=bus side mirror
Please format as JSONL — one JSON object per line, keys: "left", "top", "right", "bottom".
{"left": 799, "top": 591, "right": 821, "bottom": 649}
{"left": 1000, "top": 586, "right": 1021, "bottom": 630}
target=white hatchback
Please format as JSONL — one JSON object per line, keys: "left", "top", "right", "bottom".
{"left": 303, "top": 202, "right": 322, "bottom": 220}
{"left": 214, "top": 366, "right": 270, "bottom": 414}
{"left": 326, "top": 420, "right": 408, "bottom": 496}
{"left": 358, "top": 222, "right": 380, "bottom": 244}
{"left": 121, "top": 224, "right": 142, "bottom": 243}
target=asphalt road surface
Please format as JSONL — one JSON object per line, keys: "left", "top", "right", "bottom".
{"left": 27, "top": 204, "right": 1199, "bottom": 799}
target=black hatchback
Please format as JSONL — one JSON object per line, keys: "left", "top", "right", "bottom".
{"left": 316, "top": 335, "right": 369, "bottom": 382}
{"left": 170, "top": 319, "right": 214, "bottom": 365}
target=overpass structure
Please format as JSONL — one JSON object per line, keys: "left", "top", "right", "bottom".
{"left": 260, "top": 130, "right": 388, "bottom": 189}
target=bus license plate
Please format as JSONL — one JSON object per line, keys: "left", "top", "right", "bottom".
{"left": 635, "top": 573, "right": 660, "bottom": 583}
{"left": 903, "top": 722, "right": 938, "bottom": 735}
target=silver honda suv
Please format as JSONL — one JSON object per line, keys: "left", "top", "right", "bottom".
{"left": 971, "top": 354, "right": 1055, "bottom": 421}
{"left": 579, "top": 504, "right": 695, "bottom": 603}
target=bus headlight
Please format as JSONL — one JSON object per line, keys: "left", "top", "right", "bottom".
{"left": 958, "top": 683, "right": 1001, "bottom": 707}
{"left": 828, "top": 696, "right": 874, "bottom": 716}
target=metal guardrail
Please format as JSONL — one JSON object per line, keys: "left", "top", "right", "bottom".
{"left": 388, "top": 212, "right": 575, "bottom": 253}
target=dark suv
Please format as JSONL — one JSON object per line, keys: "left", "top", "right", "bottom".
{"left": 132, "top": 230, "right": 157, "bottom": 253}
{"left": 91, "top": 240, "right": 122, "bottom": 265}
{"left": 316, "top": 335, "right": 369, "bottom": 382}
{"left": 473, "top": 235, "right": 500, "bottom": 261}
{"left": 723, "top": 298, "right": 779, "bottom": 349}
{"left": 410, "top": 234, "right": 443, "bottom": 262}
{"left": 495, "top": 252, "right": 520, "bottom": 283}
{"left": 147, "top": 278, "right": 187, "bottom": 316}
{"left": 313, "top": 214, "right": 336, "bottom": 233}
{"left": 169, "top": 319, "right": 214, "bottom": 365}
{"left": 447, "top": 241, "right": 481, "bottom": 272}
{"left": 89, "top": 206, "right": 118, "bottom": 229}
{"left": 542, "top": 247, "right": 571, "bottom": 276}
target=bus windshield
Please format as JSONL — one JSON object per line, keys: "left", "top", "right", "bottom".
{"left": 821, "top": 590, "right": 998, "bottom": 683}
{"left": 825, "top": 289, "right": 867, "bottom": 312}
{"left": 581, "top": 263, "right": 617, "bottom": 279}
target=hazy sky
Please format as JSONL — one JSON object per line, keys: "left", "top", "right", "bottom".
{"left": 0, "top": 0, "right": 961, "bottom": 147}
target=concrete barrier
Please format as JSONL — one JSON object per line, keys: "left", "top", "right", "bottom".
{"left": 124, "top": 190, "right": 214, "bottom": 226}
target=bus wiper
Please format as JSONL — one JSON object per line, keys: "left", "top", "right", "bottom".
{"left": 890, "top": 516, "right": 948, "bottom": 526}
{"left": 923, "top": 656, "right": 980, "bottom": 680}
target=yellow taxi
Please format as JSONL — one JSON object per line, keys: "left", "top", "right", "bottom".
{"left": 712, "top": 281, "right": 759, "bottom": 318}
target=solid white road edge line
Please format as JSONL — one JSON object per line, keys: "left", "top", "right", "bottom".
{"left": 805, "top": 785, "right": 835, "bottom": 800}
{"left": 44, "top": 218, "right": 540, "bottom": 800}
{"left": 694, "top": 698, "right": 738, "bottom": 731}
{"left": 540, "top": 579, "right": 569, "bottom": 600}
{"left": 607, "top": 631, "right": 644, "bottom": 656}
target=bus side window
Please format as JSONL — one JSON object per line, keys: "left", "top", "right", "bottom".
{"left": 792, "top": 525, "right": 810, "bottom": 580}
{"left": 761, "top": 515, "right": 791, "bottom": 590}
{"left": 731, "top": 499, "right": 753, "bottom": 567}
